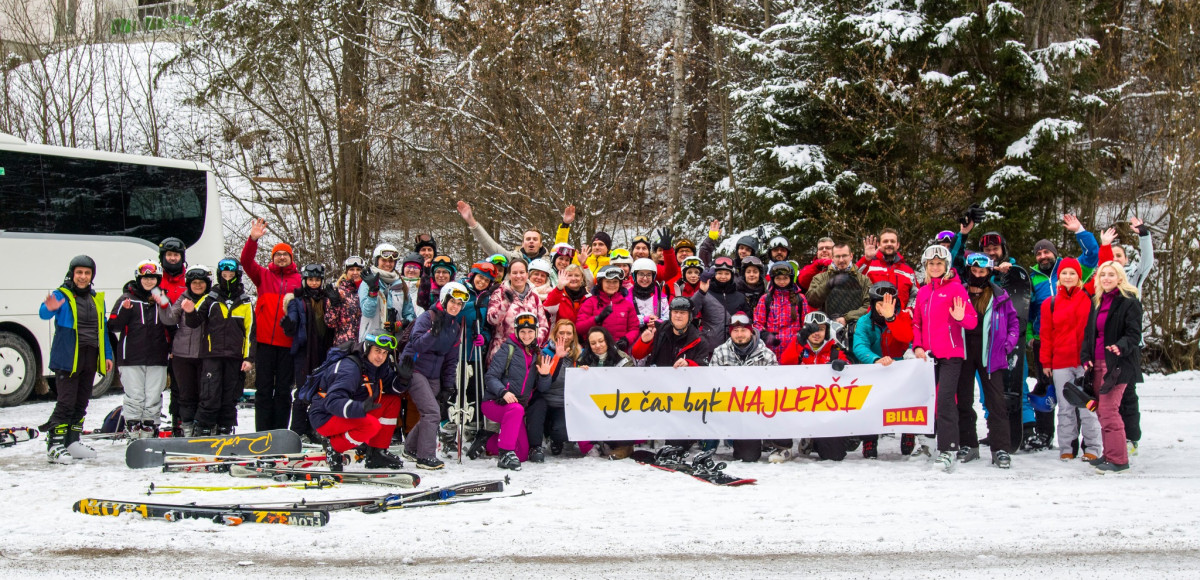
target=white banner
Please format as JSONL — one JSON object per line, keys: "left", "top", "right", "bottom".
{"left": 564, "top": 359, "right": 935, "bottom": 440}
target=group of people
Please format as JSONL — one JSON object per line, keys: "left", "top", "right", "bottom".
{"left": 37, "top": 201, "right": 1150, "bottom": 475}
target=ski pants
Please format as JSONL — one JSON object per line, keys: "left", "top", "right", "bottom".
{"left": 1094, "top": 361, "right": 1129, "bottom": 465}
{"left": 254, "top": 343, "right": 294, "bottom": 431}
{"left": 121, "top": 365, "right": 168, "bottom": 423}
{"left": 197, "top": 357, "right": 243, "bottom": 429}
{"left": 403, "top": 372, "right": 441, "bottom": 460}
{"left": 730, "top": 439, "right": 792, "bottom": 462}
{"left": 48, "top": 345, "right": 98, "bottom": 426}
{"left": 290, "top": 356, "right": 319, "bottom": 438}
{"left": 813, "top": 437, "right": 848, "bottom": 461}
{"left": 524, "top": 398, "right": 568, "bottom": 447}
{"left": 959, "top": 335, "right": 1012, "bottom": 454}
{"left": 1052, "top": 366, "right": 1102, "bottom": 454}
{"left": 1120, "top": 383, "right": 1141, "bottom": 443}
{"left": 315, "top": 394, "right": 402, "bottom": 453}
{"left": 171, "top": 356, "right": 203, "bottom": 424}
{"left": 482, "top": 399, "right": 529, "bottom": 461}
{"left": 933, "top": 357, "right": 966, "bottom": 453}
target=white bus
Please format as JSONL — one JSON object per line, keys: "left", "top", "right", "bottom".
{"left": 0, "top": 132, "right": 224, "bottom": 406}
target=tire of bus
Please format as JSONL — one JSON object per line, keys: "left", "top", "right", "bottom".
{"left": 91, "top": 367, "right": 118, "bottom": 398}
{"left": 0, "top": 331, "right": 38, "bottom": 407}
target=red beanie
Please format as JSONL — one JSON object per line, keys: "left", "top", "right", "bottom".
{"left": 271, "top": 243, "right": 293, "bottom": 257}
{"left": 1056, "top": 257, "right": 1082, "bottom": 282}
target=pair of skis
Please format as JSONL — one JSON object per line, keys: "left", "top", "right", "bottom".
{"left": 630, "top": 447, "right": 757, "bottom": 486}
{"left": 446, "top": 315, "right": 488, "bottom": 463}
{"left": 228, "top": 464, "right": 422, "bottom": 488}
{"left": 161, "top": 451, "right": 330, "bottom": 473}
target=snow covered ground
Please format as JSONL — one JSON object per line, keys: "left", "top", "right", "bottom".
{"left": 2, "top": 372, "right": 1199, "bottom": 579}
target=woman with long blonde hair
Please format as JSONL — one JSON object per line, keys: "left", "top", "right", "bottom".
{"left": 1082, "top": 261, "right": 1143, "bottom": 474}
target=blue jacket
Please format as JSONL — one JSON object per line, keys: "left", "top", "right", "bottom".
{"left": 484, "top": 336, "right": 549, "bottom": 406}
{"left": 400, "top": 307, "right": 462, "bottom": 388}
{"left": 359, "top": 277, "right": 416, "bottom": 339}
{"left": 459, "top": 284, "right": 493, "bottom": 363}
{"left": 39, "top": 286, "right": 114, "bottom": 375}
{"left": 1029, "top": 230, "right": 1099, "bottom": 337}
{"left": 308, "top": 346, "right": 407, "bottom": 429}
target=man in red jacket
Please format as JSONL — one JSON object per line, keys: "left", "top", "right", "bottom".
{"left": 857, "top": 228, "right": 917, "bottom": 307}
{"left": 797, "top": 237, "right": 834, "bottom": 292}
{"left": 241, "top": 218, "right": 303, "bottom": 431}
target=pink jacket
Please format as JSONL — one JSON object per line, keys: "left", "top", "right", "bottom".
{"left": 486, "top": 283, "right": 550, "bottom": 363}
{"left": 576, "top": 289, "right": 640, "bottom": 350}
{"left": 912, "top": 272, "right": 977, "bottom": 359}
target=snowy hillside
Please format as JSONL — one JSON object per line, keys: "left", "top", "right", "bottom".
{"left": 1, "top": 372, "right": 1197, "bottom": 578}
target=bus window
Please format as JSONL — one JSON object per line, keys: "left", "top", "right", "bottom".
{"left": 121, "top": 164, "right": 206, "bottom": 246}
{"left": 0, "top": 150, "right": 47, "bottom": 232}
{"left": 42, "top": 156, "right": 125, "bottom": 237}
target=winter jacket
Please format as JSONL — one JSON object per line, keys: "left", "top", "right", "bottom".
{"left": 108, "top": 281, "right": 172, "bottom": 367}
{"left": 780, "top": 338, "right": 848, "bottom": 366}
{"left": 631, "top": 323, "right": 712, "bottom": 367}
{"left": 709, "top": 337, "right": 777, "bottom": 367}
{"left": 690, "top": 290, "right": 728, "bottom": 353}
{"left": 797, "top": 259, "right": 831, "bottom": 293}
{"left": 39, "top": 285, "right": 113, "bottom": 375}
{"left": 856, "top": 251, "right": 917, "bottom": 307}
{"left": 807, "top": 266, "right": 871, "bottom": 322}
{"left": 736, "top": 277, "right": 767, "bottom": 318}
{"left": 185, "top": 283, "right": 256, "bottom": 361}
{"left": 165, "top": 291, "right": 207, "bottom": 359}
{"left": 308, "top": 346, "right": 408, "bottom": 430}
{"left": 1038, "top": 285, "right": 1092, "bottom": 370}
{"left": 541, "top": 345, "right": 579, "bottom": 408}
{"left": 966, "top": 283, "right": 1021, "bottom": 374}
{"left": 1028, "top": 229, "right": 1100, "bottom": 338}
{"left": 324, "top": 277, "right": 362, "bottom": 345}
{"left": 1086, "top": 231, "right": 1155, "bottom": 296}
{"left": 459, "top": 284, "right": 493, "bottom": 363}
{"left": 853, "top": 310, "right": 914, "bottom": 363}
{"left": 400, "top": 307, "right": 462, "bottom": 388}
{"left": 1080, "top": 291, "right": 1143, "bottom": 387}
{"left": 544, "top": 286, "right": 588, "bottom": 326}
{"left": 359, "top": 275, "right": 416, "bottom": 339}
{"left": 708, "top": 278, "right": 749, "bottom": 319}
{"left": 578, "top": 347, "right": 633, "bottom": 368}
{"left": 753, "top": 283, "right": 809, "bottom": 358}
{"left": 282, "top": 289, "right": 335, "bottom": 379}
{"left": 467, "top": 221, "right": 551, "bottom": 264}
{"left": 160, "top": 271, "right": 187, "bottom": 304}
{"left": 484, "top": 336, "right": 550, "bottom": 406}
{"left": 631, "top": 283, "right": 671, "bottom": 327}
{"left": 576, "top": 289, "right": 639, "bottom": 349}
{"left": 486, "top": 283, "right": 550, "bottom": 361}
{"left": 240, "top": 237, "right": 302, "bottom": 347}
{"left": 911, "top": 271, "right": 977, "bottom": 359}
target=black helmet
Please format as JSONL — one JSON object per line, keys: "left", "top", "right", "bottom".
{"left": 67, "top": 255, "right": 96, "bottom": 277}
{"left": 735, "top": 235, "right": 759, "bottom": 255}
{"left": 185, "top": 265, "right": 213, "bottom": 293}
{"left": 301, "top": 263, "right": 326, "bottom": 280}
{"left": 158, "top": 237, "right": 187, "bottom": 275}
{"left": 669, "top": 296, "right": 694, "bottom": 312}
{"left": 869, "top": 281, "right": 898, "bottom": 302}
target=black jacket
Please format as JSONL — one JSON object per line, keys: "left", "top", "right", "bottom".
{"left": 108, "top": 281, "right": 172, "bottom": 366}
{"left": 185, "top": 283, "right": 256, "bottom": 361}
{"left": 1080, "top": 291, "right": 1143, "bottom": 387}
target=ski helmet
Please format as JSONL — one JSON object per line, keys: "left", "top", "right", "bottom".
{"left": 740, "top": 256, "right": 764, "bottom": 276}
{"left": 529, "top": 258, "right": 554, "bottom": 276}
{"left": 921, "top": 244, "right": 951, "bottom": 265}
{"left": 868, "top": 281, "right": 898, "bottom": 302}
{"left": 343, "top": 255, "right": 366, "bottom": 270}
{"left": 552, "top": 243, "right": 576, "bottom": 261}
{"left": 439, "top": 281, "right": 470, "bottom": 307}
{"left": 632, "top": 258, "right": 658, "bottom": 275}
{"left": 680, "top": 256, "right": 704, "bottom": 274}
{"left": 185, "top": 264, "right": 213, "bottom": 292}
{"left": 608, "top": 249, "right": 634, "bottom": 266}
{"left": 768, "top": 236, "right": 790, "bottom": 252}
{"left": 134, "top": 260, "right": 162, "bottom": 280}
{"left": 158, "top": 237, "right": 187, "bottom": 275}
{"left": 712, "top": 256, "right": 736, "bottom": 273}
{"left": 372, "top": 243, "right": 400, "bottom": 265}
{"left": 674, "top": 238, "right": 697, "bottom": 254}
{"left": 362, "top": 332, "right": 399, "bottom": 354}
{"left": 767, "top": 260, "right": 794, "bottom": 278}
{"left": 735, "top": 235, "right": 759, "bottom": 255}
{"left": 66, "top": 255, "right": 97, "bottom": 283}
{"left": 1028, "top": 389, "right": 1057, "bottom": 413}
{"left": 401, "top": 252, "right": 423, "bottom": 272}
{"left": 514, "top": 311, "right": 539, "bottom": 332}
{"left": 215, "top": 258, "right": 242, "bottom": 289}
{"left": 430, "top": 255, "right": 457, "bottom": 278}
{"left": 301, "top": 263, "right": 326, "bottom": 280}
{"left": 979, "top": 231, "right": 1008, "bottom": 256}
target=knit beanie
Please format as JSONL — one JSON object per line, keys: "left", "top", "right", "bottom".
{"left": 271, "top": 243, "right": 293, "bottom": 257}
{"left": 592, "top": 231, "right": 612, "bottom": 250}
{"left": 1033, "top": 239, "right": 1057, "bottom": 257}
{"left": 1056, "top": 257, "right": 1082, "bottom": 281}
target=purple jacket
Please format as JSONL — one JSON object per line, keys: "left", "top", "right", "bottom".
{"left": 912, "top": 271, "right": 978, "bottom": 359}
{"left": 975, "top": 283, "right": 1021, "bottom": 374}
{"left": 400, "top": 306, "right": 462, "bottom": 387}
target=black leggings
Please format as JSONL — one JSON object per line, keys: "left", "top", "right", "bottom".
{"left": 171, "top": 356, "right": 203, "bottom": 423}
{"left": 524, "top": 398, "right": 568, "bottom": 448}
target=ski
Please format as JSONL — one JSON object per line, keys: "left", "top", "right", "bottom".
{"left": 228, "top": 464, "right": 421, "bottom": 488}
{"left": 126, "top": 429, "right": 302, "bottom": 469}
{"left": 0, "top": 427, "right": 39, "bottom": 447}
{"left": 366, "top": 490, "right": 532, "bottom": 512}
{"left": 73, "top": 498, "right": 329, "bottom": 527}
{"left": 228, "top": 477, "right": 510, "bottom": 512}
{"left": 161, "top": 452, "right": 328, "bottom": 473}
{"left": 630, "top": 447, "right": 757, "bottom": 486}
{"left": 146, "top": 480, "right": 337, "bottom": 494}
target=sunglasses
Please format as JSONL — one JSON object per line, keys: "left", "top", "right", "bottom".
{"left": 137, "top": 263, "right": 160, "bottom": 276}
{"left": 217, "top": 259, "right": 238, "bottom": 272}
{"left": 804, "top": 311, "right": 830, "bottom": 326}
{"left": 365, "top": 333, "right": 399, "bottom": 350}
{"left": 609, "top": 249, "right": 631, "bottom": 259}
{"left": 598, "top": 268, "right": 625, "bottom": 281}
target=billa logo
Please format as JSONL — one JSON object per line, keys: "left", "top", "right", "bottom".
{"left": 883, "top": 406, "right": 927, "bottom": 426}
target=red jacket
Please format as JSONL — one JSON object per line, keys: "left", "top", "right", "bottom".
{"left": 779, "top": 338, "right": 848, "bottom": 366}
{"left": 1038, "top": 285, "right": 1092, "bottom": 370}
{"left": 544, "top": 287, "right": 587, "bottom": 328}
{"left": 797, "top": 259, "right": 830, "bottom": 292}
{"left": 240, "top": 237, "right": 302, "bottom": 348}
{"left": 160, "top": 271, "right": 187, "bottom": 304}
{"left": 856, "top": 251, "right": 917, "bottom": 306}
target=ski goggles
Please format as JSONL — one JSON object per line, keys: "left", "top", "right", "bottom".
{"left": 965, "top": 253, "right": 994, "bottom": 269}
{"left": 980, "top": 233, "right": 1004, "bottom": 249}
{"left": 431, "top": 255, "right": 454, "bottom": 268}
{"left": 713, "top": 256, "right": 735, "bottom": 271}
{"left": 377, "top": 250, "right": 400, "bottom": 261}
{"left": 514, "top": 313, "right": 538, "bottom": 330}
{"left": 804, "top": 311, "right": 830, "bottom": 326}
{"left": 217, "top": 259, "right": 239, "bottom": 273}
{"left": 631, "top": 235, "right": 651, "bottom": 247}
{"left": 608, "top": 248, "right": 632, "bottom": 260}
{"left": 554, "top": 246, "right": 576, "bottom": 260}
{"left": 936, "top": 230, "right": 956, "bottom": 243}
{"left": 729, "top": 312, "right": 752, "bottom": 328}
{"left": 301, "top": 264, "right": 326, "bottom": 279}
{"left": 414, "top": 233, "right": 434, "bottom": 245}
{"left": 136, "top": 262, "right": 160, "bottom": 276}
{"left": 486, "top": 254, "right": 509, "bottom": 268}
{"left": 364, "top": 333, "right": 398, "bottom": 351}
{"left": 769, "top": 264, "right": 793, "bottom": 277}
{"left": 597, "top": 266, "right": 625, "bottom": 281}
{"left": 344, "top": 255, "right": 366, "bottom": 269}
{"left": 681, "top": 257, "right": 705, "bottom": 272}
{"left": 446, "top": 287, "right": 470, "bottom": 302}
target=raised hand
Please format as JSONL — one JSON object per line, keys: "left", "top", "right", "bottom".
{"left": 456, "top": 200, "right": 477, "bottom": 228}
{"left": 709, "top": 219, "right": 720, "bottom": 237}
{"left": 641, "top": 320, "right": 656, "bottom": 343}
{"left": 562, "top": 204, "right": 576, "bottom": 225}
{"left": 960, "top": 219, "right": 975, "bottom": 234}
{"left": 537, "top": 354, "right": 554, "bottom": 375}
{"left": 181, "top": 298, "right": 195, "bottom": 313}
{"left": 44, "top": 292, "right": 64, "bottom": 311}
{"left": 950, "top": 296, "right": 967, "bottom": 321}
{"left": 863, "top": 235, "right": 878, "bottom": 258}
{"left": 698, "top": 278, "right": 710, "bottom": 293}
{"left": 876, "top": 292, "right": 896, "bottom": 319}
{"left": 249, "top": 218, "right": 267, "bottom": 241}
{"left": 554, "top": 336, "right": 569, "bottom": 357}
{"left": 122, "top": 298, "right": 133, "bottom": 309}
{"left": 1129, "top": 216, "right": 1144, "bottom": 229}
{"left": 1100, "top": 227, "right": 1118, "bottom": 246}
{"left": 1062, "top": 214, "right": 1083, "bottom": 233}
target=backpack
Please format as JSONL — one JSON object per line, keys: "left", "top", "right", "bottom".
{"left": 100, "top": 405, "right": 125, "bottom": 433}
{"left": 296, "top": 342, "right": 361, "bottom": 403}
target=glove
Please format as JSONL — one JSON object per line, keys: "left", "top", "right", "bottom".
{"left": 969, "top": 204, "right": 987, "bottom": 223}
{"left": 397, "top": 355, "right": 414, "bottom": 382}
{"left": 324, "top": 284, "right": 343, "bottom": 306}
{"left": 280, "top": 317, "right": 298, "bottom": 336}
{"left": 1099, "top": 367, "right": 1122, "bottom": 395}
{"left": 761, "top": 331, "right": 779, "bottom": 347}
{"left": 615, "top": 338, "right": 629, "bottom": 352}
{"left": 362, "top": 267, "right": 380, "bottom": 293}
{"left": 700, "top": 269, "right": 716, "bottom": 283}
{"left": 595, "top": 304, "right": 614, "bottom": 324}
{"left": 436, "top": 388, "right": 454, "bottom": 406}
{"left": 656, "top": 227, "right": 674, "bottom": 251}
{"left": 1030, "top": 372, "right": 1051, "bottom": 397}
{"left": 797, "top": 323, "right": 820, "bottom": 346}
{"left": 473, "top": 334, "right": 486, "bottom": 347}
{"left": 361, "top": 397, "right": 381, "bottom": 414}
{"left": 1135, "top": 223, "right": 1149, "bottom": 236}
{"left": 831, "top": 359, "right": 847, "bottom": 372}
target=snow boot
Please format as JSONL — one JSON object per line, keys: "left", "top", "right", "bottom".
{"left": 550, "top": 441, "right": 564, "bottom": 456}
{"left": 1094, "top": 461, "right": 1130, "bottom": 474}
{"left": 900, "top": 434, "right": 916, "bottom": 456}
{"left": 529, "top": 446, "right": 545, "bottom": 464}
{"left": 365, "top": 447, "right": 404, "bottom": 469}
{"left": 1087, "top": 455, "right": 1107, "bottom": 467}
{"left": 497, "top": 449, "right": 522, "bottom": 471}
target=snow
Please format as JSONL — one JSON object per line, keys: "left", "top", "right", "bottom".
{"left": 767, "top": 144, "right": 828, "bottom": 177}
{"left": 843, "top": 7, "right": 925, "bottom": 57}
{"left": 920, "top": 71, "right": 954, "bottom": 87}
{"left": 1033, "top": 39, "right": 1100, "bottom": 64}
{"left": 932, "top": 15, "right": 975, "bottom": 48}
{"left": 987, "top": 165, "right": 1040, "bottom": 189}
{"left": 1006, "top": 118, "right": 1083, "bottom": 159}
{"left": 3, "top": 372, "right": 1199, "bottom": 577}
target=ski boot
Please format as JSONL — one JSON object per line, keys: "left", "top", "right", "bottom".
{"left": 936, "top": 451, "right": 955, "bottom": 472}
{"left": 797, "top": 438, "right": 814, "bottom": 457}
{"left": 365, "top": 447, "right": 405, "bottom": 469}
{"left": 466, "top": 431, "right": 494, "bottom": 460}
{"left": 768, "top": 448, "right": 793, "bottom": 464}
{"left": 438, "top": 421, "right": 460, "bottom": 456}
{"left": 66, "top": 419, "right": 96, "bottom": 459}
{"left": 497, "top": 449, "right": 522, "bottom": 471}
{"left": 1022, "top": 431, "right": 1051, "bottom": 452}
{"left": 180, "top": 422, "right": 196, "bottom": 438}
{"left": 217, "top": 426, "right": 235, "bottom": 435}
{"left": 325, "top": 444, "right": 346, "bottom": 473}
{"left": 46, "top": 423, "right": 72, "bottom": 464}
{"left": 862, "top": 439, "right": 878, "bottom": 459}
{"left": 528, "top": 446, "right": 545, "bottom": 464}
{"left": 653, "top": 445, "right": 686, "bottom": 467}
{"left": 125, "top": 420, "right": 143, "bottom": 441}
{"left": 992, "top": 450, "right": 1011, "bottom": 469}
{"left": 401, "top": 449, "right": 445, "bottom": 470}
{"left": 900, "top": 434, "right": 916, "bottom": 456}
{"left": 957, "top": 446, "right": 980, "bottom": 463}
{"left": 550, "top": 441, "right": 564, "bottom": 456}
{"left": 143, "top": 421, "right": 160, "bottom": 438}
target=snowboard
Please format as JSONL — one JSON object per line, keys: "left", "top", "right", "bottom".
{"left": 126, "top": 430, "right": 302, "bottom": 469}
{"left": 0, "top": 427, "right": 39, "bottom": 447}
{"left": 73, "top": 498, "right": 328, "bottom": 527}
{"left": 630, "top": 448, "right": 756, "bottom": 486}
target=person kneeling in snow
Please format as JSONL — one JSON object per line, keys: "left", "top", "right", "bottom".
{"left": 307, "top": 333, "right": 408, "bottom": 472}
{"left": 780, "top": 311, "right": 850, "bottom": 461}
{"left": 482, "top": 312, "right": 552, "bottom": 471}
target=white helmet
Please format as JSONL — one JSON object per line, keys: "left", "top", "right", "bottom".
{"left": 529, "top": 258, "right": 554, "bottom": 275}
{"left": 921, "top": 244, "right": 951, "bottom": 264}
{"left": 632, "top": 258, "right": 658, "bottom": 274}
{"left": 372, "top": 242, "right": 400, "bottom": 262}
{"left": 439, "top": 281, "right": 471, "bottom": 306}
